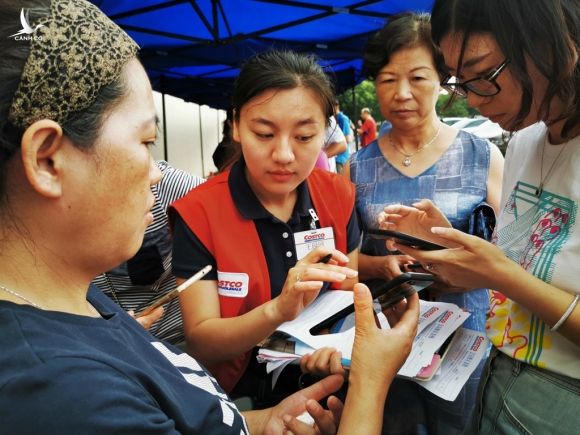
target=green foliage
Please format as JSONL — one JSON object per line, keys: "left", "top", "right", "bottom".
{"left": 436, "top": 94, "right": 478, "bottom": 117}
{"left": 337, "top": 80, "right": 381, "bottom": 123}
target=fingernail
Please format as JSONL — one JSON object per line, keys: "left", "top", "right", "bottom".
{"left": 431, "top": 227, "right": 443, "bottom": 234}
{"left": 332, "top": 273, "right": 347, "bottom": 281}
{"left": 346, "top": 269, "right": 358, "bottom": 277}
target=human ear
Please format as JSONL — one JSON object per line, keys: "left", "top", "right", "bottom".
{"left": 20, "top": 120, "right": 65, "bottom": 198}
{"left": 232, "top": 118, "right": 241, "bottom": 143}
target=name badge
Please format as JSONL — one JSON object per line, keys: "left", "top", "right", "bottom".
{"left": 217, "top": 271, "right": 249, "bottom": 298}
{"left": 294, "top": 227, "right": 335, "bottom": 260}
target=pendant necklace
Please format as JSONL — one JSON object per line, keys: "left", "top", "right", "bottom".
{"left": 535, "top": 132, "right": 570, "bottom": 198}
{"left": 0, "top": 284, "right": 42, "bottom": 309}
{"left": 390, "top": 123, "right": 442, "bottom": 167}
{"left": 0, "top": 283, "right": 99, "bottom": 315}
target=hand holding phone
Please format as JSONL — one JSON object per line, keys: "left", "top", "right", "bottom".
{"left": 309, "top": 272, "right": 434, "bottom": 335}
{"left": 134, "top": 265, "right": 212, "bottom": 318}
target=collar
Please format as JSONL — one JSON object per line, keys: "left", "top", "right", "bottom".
{"left": 228, "top": 159, "right": 312, "bottom": 222}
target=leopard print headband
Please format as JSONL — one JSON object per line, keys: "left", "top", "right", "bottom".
{"left": 8, "top": 0, "right": 139, "bottom": 129}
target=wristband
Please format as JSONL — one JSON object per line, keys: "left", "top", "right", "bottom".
{"left": 550, "top": 294, "right": 580, "bottom": 332}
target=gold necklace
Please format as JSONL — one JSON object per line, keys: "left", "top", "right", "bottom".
{"left": 389, "top": 123, "right": 442, "bottom": 167}
{"left": 535, "top": 132, "right": 570, "bottom": 197}
{"left": 0, "top": 284, "right": 42, "bottom": 309}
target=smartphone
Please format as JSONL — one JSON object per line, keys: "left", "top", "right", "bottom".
{"left": 405, "top": 262, "right": 424, "bottom": 271}
{"left": 134, "top": 265, "right": 212, "bottom": 318}
{"left": 309, "top": 272, "right": 435, "bottom": 335}
{"left": 367, "top": 228, "right": 447, "bottom": 251}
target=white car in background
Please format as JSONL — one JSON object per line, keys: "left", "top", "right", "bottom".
{"left": 441, "top": 117, "right": 465, "bottom": 126}
{"left": 446, "top": 117, "right": 509, "bottom": 153}
{"left": 463, "top": 119, "right": 509, "bottom": 152}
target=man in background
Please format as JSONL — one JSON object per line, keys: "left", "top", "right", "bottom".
{"left": 334, "top": 100, "right": 354, "bottom": 173}
{"left": 357, "top": 107, "right": 377, "bottom": 148}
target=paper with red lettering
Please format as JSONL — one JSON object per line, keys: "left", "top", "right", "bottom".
{"left": 414, "top": 328, "right": 488, "bottom": 401}
{"left": 398, "top": 303, "right": 470, "bottom": 377}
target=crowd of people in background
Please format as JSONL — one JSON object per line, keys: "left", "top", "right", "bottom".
{"left": 0, "top": 0, "right": 578, "bottom": 434}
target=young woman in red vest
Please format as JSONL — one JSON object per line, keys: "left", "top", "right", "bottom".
{"left": 170, "top": 50, "right": 361, "bottom": 406}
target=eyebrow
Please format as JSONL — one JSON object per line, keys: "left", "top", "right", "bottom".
{"left": 249, "top": 117, "right": 319, "bottom": 127}
{"left": 377, "top": 66, "right": 432, "bottom": 76}
{"left": 139, "top": 114, "right": 159, "bottom": 129}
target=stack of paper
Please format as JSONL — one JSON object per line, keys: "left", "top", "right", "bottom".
{"left": 258, "top": 290, "right": 488, "bottom": 401}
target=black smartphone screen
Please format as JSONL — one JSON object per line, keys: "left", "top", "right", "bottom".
{"left": 367, "top": 229, "right": 447, "bottom": 251}
{"left": 309, "top": 273, "right": 434, "bottom": 335}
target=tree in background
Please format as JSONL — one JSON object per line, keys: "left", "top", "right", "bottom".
{"left": 436, "top": 93, "right": 478, "bottom": 118}
{"left": 338, "top": 80, "right": 381, "bottom": 125}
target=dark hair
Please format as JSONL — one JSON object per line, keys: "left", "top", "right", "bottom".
{"left": 231, "top": 50, "right": 335, "bottom": 125}
{"left": 431, "top": 0, "right": 579, "bottom": 137}
{"left": 363, "top": 12, "right": 447, "bottom": 81}
{"left": 212, "top": 106, "right": 240, "bottom": 172}
{"left": 0, "top": 1, "right": 127, "bottom": 203}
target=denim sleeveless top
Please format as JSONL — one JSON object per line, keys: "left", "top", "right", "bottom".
{"left": 350, "top": 130, "right": 492, "bottom": 331}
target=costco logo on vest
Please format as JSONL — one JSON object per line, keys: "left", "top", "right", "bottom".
{"left": 217, "top": 271, "right": 249, "bottom": 298}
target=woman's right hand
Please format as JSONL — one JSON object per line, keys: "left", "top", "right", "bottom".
{"left": 380, "top": 254, "right": 416, "bottom": 281}
{"left": 272, "top": 248, "right": 358, "bottom": 323}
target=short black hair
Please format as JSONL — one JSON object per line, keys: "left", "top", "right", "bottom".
{"left": 363, "top": 12, "right": 446, "bottom": 81}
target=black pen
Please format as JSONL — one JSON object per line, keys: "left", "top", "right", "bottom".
{"left": 319, "top": 253, "right": 333, "bottom": 264}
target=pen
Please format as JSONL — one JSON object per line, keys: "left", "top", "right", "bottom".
{"left": 319, "top": 253, "right": 333, "bottom": 264}
{"left": 135, "top": 265, "right": 212, "bottom": 318}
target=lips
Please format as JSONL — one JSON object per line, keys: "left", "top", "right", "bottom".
{"left": 392, "top": 109, "right": 415, "bottom": 117}
{"left": 268, "top": 170, "right": 295, "bottom": 182}
{"left": 269, "top": 170, "right": 294, "bottom": 176}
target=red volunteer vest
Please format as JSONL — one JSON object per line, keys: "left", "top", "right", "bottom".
{"left": 171, "top": 168, "right": 355, "bottom": 392}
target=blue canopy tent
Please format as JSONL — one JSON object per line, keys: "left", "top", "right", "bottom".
{"left": 92, "top": 0, "right": 434, "bottom": 164}
{"left": 92, "top": 0, "right": 435, "bottom": 109}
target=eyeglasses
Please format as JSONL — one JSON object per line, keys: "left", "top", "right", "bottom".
{"left": 442, "top": 59, "right": 510, "bottom": 97}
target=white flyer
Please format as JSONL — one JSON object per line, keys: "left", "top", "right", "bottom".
{"left": 398, "top": 307, "right": 469, "bottom": 377}
{"left": 414, "top": 327, "right": 489, "bottom": 401}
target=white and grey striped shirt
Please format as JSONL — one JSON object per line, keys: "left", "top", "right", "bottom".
{"left": 92, "top": 161, "right": 205, "bottom": 344}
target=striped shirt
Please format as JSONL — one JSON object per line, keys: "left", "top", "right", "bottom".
{"left": 92, "top": 161, "right": 205, "bottom": 344}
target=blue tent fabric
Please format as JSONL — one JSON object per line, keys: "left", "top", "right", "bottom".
{"left": 92, "top": 0, "right": 434, "bottom": 109}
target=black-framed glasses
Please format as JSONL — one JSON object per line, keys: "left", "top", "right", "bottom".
{"left": 442, "top": 59, "right": 510, "bottom": 97}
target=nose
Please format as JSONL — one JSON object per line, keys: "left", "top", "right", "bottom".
{"left": 272, "top": 136, "right": 295, "bottom": 163}
{"left": 394, "top": 80, "right": 412, "bottom": 100}
{"left": 149, "top": 155, "right": 162, "bottom": 186}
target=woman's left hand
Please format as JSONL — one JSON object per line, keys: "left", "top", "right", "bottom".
{"left": 392, "top": 227, "right": 511, "bottom": 291}
{"left": 273, "top": 248, "right": 358, "bottom": 322}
